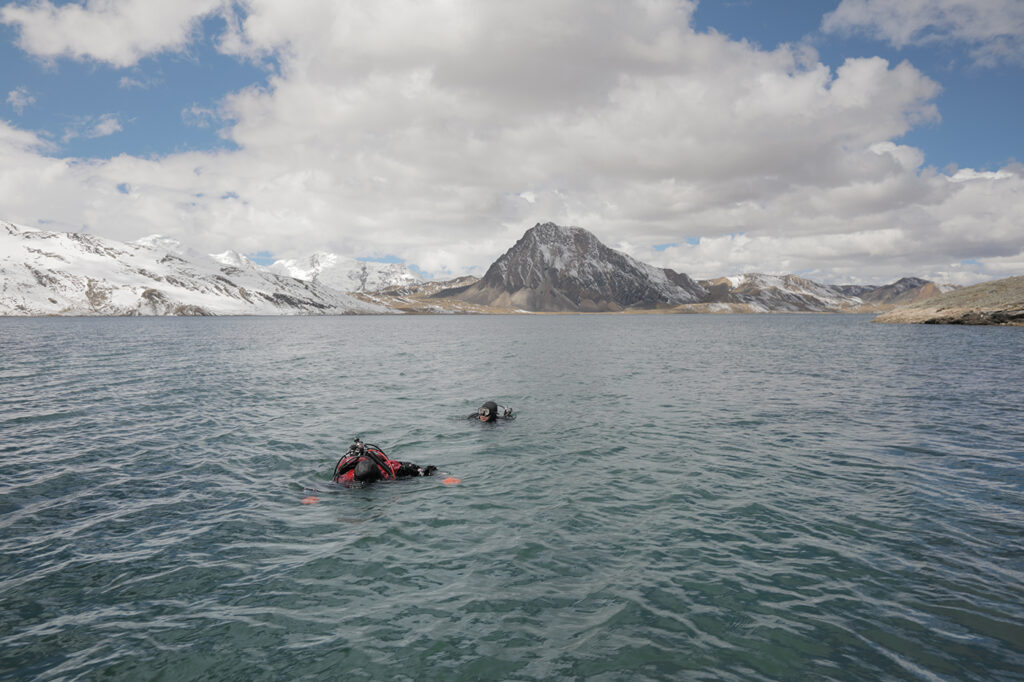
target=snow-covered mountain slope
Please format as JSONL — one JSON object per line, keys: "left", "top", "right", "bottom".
{"left": 700, "top": 273, "right": 863, "bottom": 312}
{"left": 452, "top": 222, "right": 707, "bottom": 311}
{"left": 0, "top": 221, "right": 388, "bottom": 316}
{"left": 699, "top": 274, "right": 952, "bottom": 312}
{"left": 268, "top": 252, "right": 421, "bottom": 292}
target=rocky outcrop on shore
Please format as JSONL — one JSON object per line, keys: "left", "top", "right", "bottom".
{"left": 873, "top": 275, "right": 1024, "bottom": 325}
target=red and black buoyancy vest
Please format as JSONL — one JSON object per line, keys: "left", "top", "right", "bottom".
{"left": 333, "top": 444, "right": 400, "bottom": 483}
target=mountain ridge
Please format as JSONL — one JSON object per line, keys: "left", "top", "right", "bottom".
{"left": 2, "top": 219, "right": 959, "bottom": 316}
{"left": 0, "top": 221, "right": 387, "bottom": 316}
{"left": 267, "top": 252, "right": 421, "bottom": 292}
{"left": 444, "top": 222, "right": 953, "bottom": 314}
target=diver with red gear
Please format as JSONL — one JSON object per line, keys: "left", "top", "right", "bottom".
{"left": 333, "top": 438, "right": 436, "bottom": 484}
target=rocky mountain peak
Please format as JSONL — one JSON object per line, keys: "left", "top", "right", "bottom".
{"left": 484, "top": 222, "right": 621, "bottom": 284}
{"left": 455, "top": 222, "right": 706, "bottom": 311}
{"left": 888, "top": 276, "right": 929, "bottom": 291}
{"left": 519, "top": 222, "right": 596, "bottom": 247}
{"left": 211, "top": 250, "right": 257, "bottom": 270}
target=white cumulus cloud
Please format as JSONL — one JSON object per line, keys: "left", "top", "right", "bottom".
{"left": 0, "top": 0, "right": 227, "bottom": 67}
{"left": 181, "top": 104, "right": 218, "bottom": 128}
{"left": 6, "top": 86, "right": 35, "bottom": 114}
{"left": 60, "top": 113, "right": 124, "bottom": 142}
{"left": 823, "top": 0, "right": 1024, "bottom": 66}
{"left": 88, "top": 114, "right": 123, "bottom": 138}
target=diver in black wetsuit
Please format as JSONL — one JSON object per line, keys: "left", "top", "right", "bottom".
{"left": 333, "top": 438, "right": 436, "bottom": 484}
{"left": 470, "top": 401, "right": 515, "bottom": 423}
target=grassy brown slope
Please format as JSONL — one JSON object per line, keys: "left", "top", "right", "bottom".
{"left": 873, "top": 275, "right": 1024, "bottom": 325}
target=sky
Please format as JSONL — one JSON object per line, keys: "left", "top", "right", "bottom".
{"left": 1, "top": 0, "right": 1022, "bottom": 285}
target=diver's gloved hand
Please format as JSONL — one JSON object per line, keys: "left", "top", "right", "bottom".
{"left": 421, "top": 465, "right": 437, "bottom": 476}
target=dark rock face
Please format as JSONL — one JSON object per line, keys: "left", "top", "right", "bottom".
{"left": 453, "top": 223, "right": 707, "bottom": 312}
{"left": 926, "top": 309, "right": 1024, "bottom": 325}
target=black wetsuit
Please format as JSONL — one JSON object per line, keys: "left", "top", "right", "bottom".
{"left": 470, "top": 401, "right": 515, "bottom": 423}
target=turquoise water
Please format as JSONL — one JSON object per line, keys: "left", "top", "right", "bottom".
{"left": 2, "top": 315, "right": 1023, "bottom": 681}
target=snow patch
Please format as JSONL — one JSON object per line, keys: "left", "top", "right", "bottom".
{"left": 0, "top": 220, "right": 388, "bottom": 316}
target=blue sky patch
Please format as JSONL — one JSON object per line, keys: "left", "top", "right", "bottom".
{"left": 244, "top": 250, "right": 275, "bottom": 266}
{"left": 1, "top": 15, "right": 271, "bottom": 159}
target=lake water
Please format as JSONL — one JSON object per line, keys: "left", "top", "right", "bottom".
{"left": 1, "top": 314, "right": 1023, "bottom": 681}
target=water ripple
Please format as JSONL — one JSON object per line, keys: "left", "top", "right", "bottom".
{"left": 1, "top": 315, "right": 1022, "bottom": 680}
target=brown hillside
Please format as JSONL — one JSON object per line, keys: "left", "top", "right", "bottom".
{"left": 873, "top": 275, "right": 1024, "bottom": 325}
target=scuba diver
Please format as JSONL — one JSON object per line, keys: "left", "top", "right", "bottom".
{"left": 470, "top": 401, "right": 515, "bottom": 423}
{"left": 333, "top": 438, "right": 436, "bottom": 484}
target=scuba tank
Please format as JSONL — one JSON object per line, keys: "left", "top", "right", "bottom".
{"left": 333, "top": 437, "right": 396, "bottom": 482}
